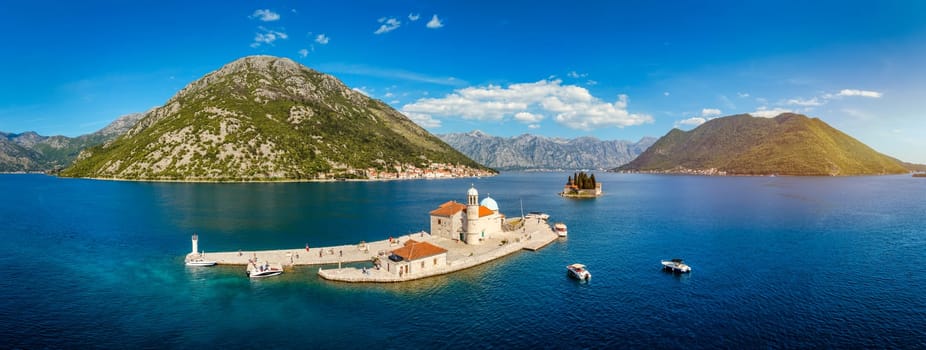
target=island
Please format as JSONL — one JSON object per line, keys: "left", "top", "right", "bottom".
{"left": 560, "top": 171, "right": 602, "bottom": 198}
{"left": 185, "top": 185, "right": 561, "bottom": 283}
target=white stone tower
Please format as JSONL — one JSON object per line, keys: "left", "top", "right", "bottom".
{"left": 191, "top": 233, "right": 199, "bottom": 254}
{"left": 465, "top": 185, "right": 481, "bottom": 245}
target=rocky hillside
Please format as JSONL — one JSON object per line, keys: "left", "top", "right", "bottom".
{"left": 439, "top": 131, "right": 655, "bottom": 170}
{"left": 0, "top": 113, "right": 144, "bottom": 172}
{"left": 61, "top": 56, "right": 490, "bottom": 181}
{"left": 615, "top": 113, "right": 909, "bottom": 176}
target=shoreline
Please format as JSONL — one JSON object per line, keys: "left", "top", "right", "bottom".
{"left": 52, "top": 173, "right": 497, "bottom": 184}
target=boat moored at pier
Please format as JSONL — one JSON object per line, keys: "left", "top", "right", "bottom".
{"left": 185, "top": 257, "right": 217, "bottom": 267}
{"left": 247, "top": 262, "right": 283, "bottom": 278}
{"left": 554, "top": 223, "right": 568, "bottom": 237}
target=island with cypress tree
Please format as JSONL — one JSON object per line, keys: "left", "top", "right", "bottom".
{"left": 560, "top": 171, "right": 602, "bottom": 198}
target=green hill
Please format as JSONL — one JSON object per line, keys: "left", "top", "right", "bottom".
{"left": 615, "top": 113, "right": 909, "bottom": 176}
{"left": 61, "top": 56, "right": 491, "bottom": 181}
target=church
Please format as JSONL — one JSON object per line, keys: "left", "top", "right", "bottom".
{"left": 429, "top": 186, "right": 504, "bottom": 244}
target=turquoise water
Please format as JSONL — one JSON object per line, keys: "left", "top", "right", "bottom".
{"left": 1, "top": 173, "right": 925, "bottom": 348}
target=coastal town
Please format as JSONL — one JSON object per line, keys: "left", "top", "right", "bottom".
{"left": 320, "top": 162, "right": 496, "bottom": 181}
{"left": 186, "top": 185, "right": 560, "bottom": 282}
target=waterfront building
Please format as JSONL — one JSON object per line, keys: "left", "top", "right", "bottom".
{"left": 429, "top": 186, "right": 504, "bottom": 244}
{"left": 384, "top": 240, "right": 448, "bottom": 277}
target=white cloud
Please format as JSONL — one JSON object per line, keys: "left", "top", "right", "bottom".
{"left": 836, "top": 89, "right": 882, "bottom": 98}
{"left": 751, "top": 107, "right": 793, "bottom": 118}
{"left": 298, "top": 49, "right": 309, "bottom": 58}
{"left": 401, "top": 79, "right": 652, "bottom": 131}
{"left": 737, "top": 92, "right": 750, "bottom": 98}
{"left": 408, "top": 13, "right": 420, "bottom": 21}
{"left": 586, "top": 80, "right": 598, "bottom": 86}
{"left": 384, "top": 92, "right": 395, "bottom": 98}
{"left": 528, "top": 124, "right": 541, "bottom": 129}
{"left": 663, "top": 91, "right": 670, "bottom": 96}
{"left": 676, "top": 117, "right": 706, "bottom": 127}
{"left": 786, "top": 97, "right": 822, "bottom": 106}
{"left": 426, "top": 14, "right": 444, "bottom": 29}
{"left": 514, "top": 112, "right": 544, "bottom": 123}
{"left": 701, "top": 108, "right": 722, "bottom": 117}
{"left": 251, "top": 27, "right": 288, "bottom": 47}
{"left": 567, "top": 71, "right": 587, "bottom": 78}
{"left": 375, "top": 17, "right": 401, "bottom": 34}
{"left": 404, "top": 112, "right": 442, "bottom": 128}
{"left": 315, "top": 34, "right": 329, "bottom": 45}
{"left": 251, "top": 9, "right": 280, "bottom": 22}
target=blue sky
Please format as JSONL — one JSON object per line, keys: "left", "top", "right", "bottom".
{"left": 1, "top": 1, "right": 924, "bottom": 162}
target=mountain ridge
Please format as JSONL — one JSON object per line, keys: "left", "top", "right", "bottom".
{"left": 439, "top": 131, "right": 655, "bottom": 170}
{"left": 0, "top": 113, "right": 145, "bottom": 172}
{"left": 615, "top": 113, "right": 909, "bottom": 176}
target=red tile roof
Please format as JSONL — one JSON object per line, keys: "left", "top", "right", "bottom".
{"left": 429, "top": 201, "right": 467, "bottom": 217}
{"left": 392, "top": 240, "right": 448, "bottom": 261}
{"left": 479, "top": 205, "right": 494, "bottom": 217}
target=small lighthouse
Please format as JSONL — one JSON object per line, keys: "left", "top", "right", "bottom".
{"left": 191, "top": 233, "right": 199, "bottom": 254}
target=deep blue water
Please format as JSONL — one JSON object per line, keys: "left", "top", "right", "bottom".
{"left": 1, "top": 173, "right": 925, "bottom": 348}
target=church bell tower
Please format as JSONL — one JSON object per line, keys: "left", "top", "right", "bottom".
{"left": 465, "top": 185, "right": 481, "bottom": 245}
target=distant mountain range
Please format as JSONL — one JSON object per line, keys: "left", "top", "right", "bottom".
{"left": 439, "top": 131, "right": 656, "bottom": 171}
{"left": 616, "top": 113, "right": 911, "bottom": 176}
{"left": 0, "top": 113, "right": 144, "bottom": 172}
{"left": 61, "top": 55, "right": 489, "bottom": 181}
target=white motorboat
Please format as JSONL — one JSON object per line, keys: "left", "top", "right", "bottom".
{"left": 185, "top": 258, "right": 217, "bottom": 267}
{"left": 247, "top": 262, "right": 283, "bottom": 278}
{"left": 566, "top": 263, "right": 591, "bottom": 282}
{"left": 554, "top": 223, "right": 568, "bottom": 237}
{"left": 661, "top": 259, "right": 691, "bottom": 273}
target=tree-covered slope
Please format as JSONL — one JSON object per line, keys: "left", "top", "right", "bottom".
{"left": 615, "top": 113, "right": 908, "bottom": 176}
{"left": 61, "top": 56, "right": 490, "bottom": 181}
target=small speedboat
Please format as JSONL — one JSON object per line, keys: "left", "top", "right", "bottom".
{"left": 554, "top": 223, "right": 568, "bottom": 237}
{"left": 661, "top": 258, "right": 691, "bottom": 273}
{"left": 567, "top": 263, "right": 591, "bottom": 282}
{"left": 185, "top": 258, "right": 217, "bottom": 267}
{"left": 247, "top": 263, "right": 283, "bottom": 278}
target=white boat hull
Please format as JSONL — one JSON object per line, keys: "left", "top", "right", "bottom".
{"left": 661, "top": 260, "right": 691, "bottom": 273}
{"left": 247, "top": 263, "right": 284, "bottom": 278}
{"left": 554, "top": 223, "right": 568, "bottom": 237}
{"left": 248, "top": 270, "right": 282, "bottom": 278}
{"left": 185, "top": 260, "right": 216, "bottom": 267}
{"left": 566, "top": 264, "right": 591, "bottom": 282}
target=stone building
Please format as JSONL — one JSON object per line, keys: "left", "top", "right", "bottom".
{"left": 384, "top": 240, "right": 448, "bottom": 277}
{"left": 429, "top": 185, "right": 505, "bottom": 244}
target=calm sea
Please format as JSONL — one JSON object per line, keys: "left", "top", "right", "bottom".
{"left": 1, "top": 173, "right": 924, "bottom": 348}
